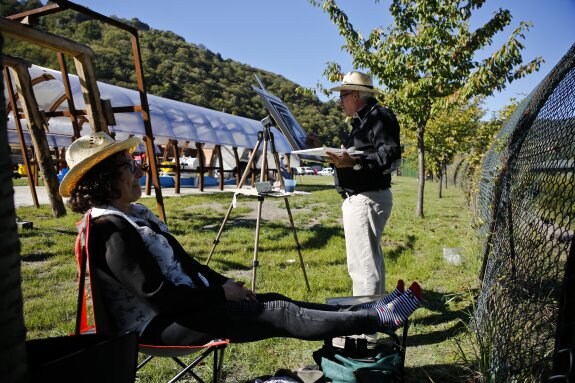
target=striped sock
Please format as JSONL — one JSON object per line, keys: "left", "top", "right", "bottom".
{"left": 374, "top": 282, "right": 421, "bottom": 330}
{"left": 361, "top": 280, "right": 405, "bottom": 309}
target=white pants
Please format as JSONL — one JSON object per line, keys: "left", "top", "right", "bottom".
{"left": 342, "top": 189, "right": 393, "bottom": 296}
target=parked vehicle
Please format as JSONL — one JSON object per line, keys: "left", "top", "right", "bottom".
{"left": 296, "top": 166, "right": 315, "bottom": 175}
{"left": 311, "top": 165, "right": 323, "bottom": 174}
{"left": 318, "top": 167, "right": 334, "bottom": 176}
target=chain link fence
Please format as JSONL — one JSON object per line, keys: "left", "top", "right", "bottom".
{"left": 472, "top": 44, "right": 575, "bottom": 382}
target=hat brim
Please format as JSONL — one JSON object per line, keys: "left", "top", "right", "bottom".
{"left": 59, "top": 136, "right": 142, "bottom": 197}
{"left": 330, "top": 84, "right": 379, "bottom": 93}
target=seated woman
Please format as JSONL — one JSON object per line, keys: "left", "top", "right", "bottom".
{"left": 59, "top": 132, "right": 422, "bottom": 346}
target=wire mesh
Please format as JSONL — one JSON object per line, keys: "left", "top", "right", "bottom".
{"left": 474, "top": 45, "right": 575, "bottom": 382}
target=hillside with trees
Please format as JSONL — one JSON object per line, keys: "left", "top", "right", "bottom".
{"left": 1, "top": 0, "right": 348, "bottom": 147}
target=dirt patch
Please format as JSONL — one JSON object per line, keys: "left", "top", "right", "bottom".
{"left": 187, "top": 199, "right": 300, "bottom": 222}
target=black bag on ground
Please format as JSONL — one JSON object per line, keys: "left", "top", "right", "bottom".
{"left": 26, "top": 332, "right": 138, "bottom": 383}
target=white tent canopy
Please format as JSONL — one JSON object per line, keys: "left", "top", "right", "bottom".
{"left": 6, "top": 65, "right": 300, "bottom": 170}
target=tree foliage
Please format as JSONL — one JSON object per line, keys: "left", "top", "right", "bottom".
{"left": 311, "top": 0, "right": 542, "bottom": 217}
{"left": 463, "top": 99, "right": 518, "bottom": 199}
{"left": 425, "top": 97, "right": 484, "bottom": 178}
{"left": 1, "top": 1, "right": 348, "bottom": 147}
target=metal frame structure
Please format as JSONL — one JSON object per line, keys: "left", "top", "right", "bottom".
{"left": 2, "top": 0, "right": 166, "bottom": 220}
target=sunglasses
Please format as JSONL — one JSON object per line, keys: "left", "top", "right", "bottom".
{"left": 119, "top": 158, "right": 139, "bottom": 174}
{"left": 339, "top": 92, "right": 353, "bottom": 104}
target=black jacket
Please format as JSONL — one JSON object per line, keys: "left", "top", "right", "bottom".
{"left": 334, "top": 98, "right": 401, "bottom": 196}
{"left": 89, "top": 214, "right": 229, "bottom": 329}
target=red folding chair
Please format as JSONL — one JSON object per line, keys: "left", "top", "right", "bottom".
{"left": 74, "top": 210, "right": 229, "bottom": 383}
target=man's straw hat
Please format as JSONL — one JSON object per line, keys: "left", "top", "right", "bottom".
{"left": 59, "top": 132, "right": 142, "bottom": 197}
{"left": 330, "top": 71, "right": 378, "bottom": 93}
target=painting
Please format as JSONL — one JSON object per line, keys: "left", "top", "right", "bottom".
{"left": 253, "top": 86, "right": 308, "bottom": 151}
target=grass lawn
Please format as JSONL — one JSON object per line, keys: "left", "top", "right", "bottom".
{"left": 16, "top": 175, "right": 480, "bottom": 382}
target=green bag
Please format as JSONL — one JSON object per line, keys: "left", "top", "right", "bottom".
{"left": 313, "top": 343, "right": 404, "bottom": 383}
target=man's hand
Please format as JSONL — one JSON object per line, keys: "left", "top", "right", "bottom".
{"left": 326, "top": 145, "right": 358, "bottom": 168}
{"left": 222, "top": 279, "right": 258, "bottom": 302}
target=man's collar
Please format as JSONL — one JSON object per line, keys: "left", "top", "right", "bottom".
{"left": 352, "top": 98, "right": 378, "bottom": 120}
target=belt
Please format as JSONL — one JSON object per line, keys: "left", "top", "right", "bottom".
{"left": 340, "top": 188, "right": 389, "bottom": 199}
{"left": 340, "top": 191, "right": 357, "bottom": 199}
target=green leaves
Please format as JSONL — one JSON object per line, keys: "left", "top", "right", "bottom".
{"left": 313, "top": 0, "right": 542, "bottom": 216}
{"left": 314, "top": 0, "right": 542, "bottom": 120}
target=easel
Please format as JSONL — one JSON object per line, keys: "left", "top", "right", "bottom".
{"left": 205, "top": 116, "right": 310, "bottom": 292}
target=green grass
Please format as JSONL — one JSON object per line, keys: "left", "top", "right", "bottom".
{"left": 16, "top": 176, "right": 481, "bottom": 382}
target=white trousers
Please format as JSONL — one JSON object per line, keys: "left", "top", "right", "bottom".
{"left": 342, "top": 189, "right": 393, "bottom": 296}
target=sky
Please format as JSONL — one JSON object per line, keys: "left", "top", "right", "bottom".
{"left": 75, "top": 0, "right": 575, "bottom": 118}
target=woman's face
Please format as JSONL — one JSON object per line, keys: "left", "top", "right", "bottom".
{"left": 111, "top": 151, "right": 143, "bottom": 208}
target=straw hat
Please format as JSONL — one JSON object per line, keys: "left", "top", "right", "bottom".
{"left": 59, "top": 132, "right": 142, "bottom": 197}
{"left": 330, "top": 71, "right": 378, "bottom": 93}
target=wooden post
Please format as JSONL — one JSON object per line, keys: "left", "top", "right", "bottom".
{"left": 31, "top": 147, "right": 38, "bottom": 187}
{"left": 3, "top": 67, "right": 39, "bottom": 208}
{"left": 249, "top": 149, "right": 256, "bottom": 186}
{"left": 144, "top": 136, "right": 152, "bottom": 196}
{"left": 162, "top": 141, "right": 170, "bottom": 162}
{"left": 8, "top": 64, "right": 66, "bottom": 217}
{"left": 284, "top": 153, "right": 293, "bottom": 177}
{"left": 72, "top": 54, "right": 108, "bottom": 133}
{"left": 216, "top": 145, "right": 224, "bottom": 190}
{"left": 130, "top": 31, "right": 165, "bottom": 221}
{"left": 233, "top": 147, "right": 240, "bottom": 186}
{"left": 53, "top": 146, "right": 60, "bottom": 173}
{"left": 195, "top": 142, "right": 205, "bottom": 192}
{"left": 171, "top": 139, "right": 181, "bottom": 194}
{"left": 56, "top": 52, "right": 81, "bottom": 138}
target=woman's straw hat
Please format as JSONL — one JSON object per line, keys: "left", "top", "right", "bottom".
{"left": 330, "top": 71, "right": 378, "bottom": 93}
{"left": 59, "top": 132, "right": 142, "bottom": 197}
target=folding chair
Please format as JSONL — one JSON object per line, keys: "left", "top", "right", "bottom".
{"left": 74, "top": 210, "right": 229, "bottom": 383}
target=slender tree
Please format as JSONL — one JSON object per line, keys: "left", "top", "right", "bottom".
{"left": 311, "top": 0, "right": 542, "bottom": 217}
{"left": 425, "top": 98, "right": 484, "bottom": 197}
{"left": 0, "top": 35, "right": 29, "bottom": 383}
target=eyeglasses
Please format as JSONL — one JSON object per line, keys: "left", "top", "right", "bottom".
{"left": 339, "top": 92, "right": 352, "bottom": 104}
{"left": 119, "top": 158, "right": 139, "bottom": 174}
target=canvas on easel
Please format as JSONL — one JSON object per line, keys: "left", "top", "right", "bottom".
{"left": 252, "top": 82, "right": 328, "bottom": 165}
{"left": 252, "top": 85, "right": 308, "bottom": 151}
{"left": 205, "top": 78, "right": 318, "bottom": 292}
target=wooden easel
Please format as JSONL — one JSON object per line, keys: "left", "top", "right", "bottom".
{"left": 205, "top": 116, "right": 310, "bottom": 292}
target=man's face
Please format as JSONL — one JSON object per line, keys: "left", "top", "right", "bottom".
{"left": 339, "top": 91, "right": 357, "bottom": 117}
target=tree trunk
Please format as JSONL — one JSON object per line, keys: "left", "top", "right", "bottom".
{"left": 453, "top": 158, "right": 464, "bottom": 187}
{"left": 0, "top": 39, "right": 29, "bottom": 383}
{"left": 416, "top": 124, "right": 425, "bottom": 217}
{"left": 438, "top": 171, "right": 443, "bottom": 198}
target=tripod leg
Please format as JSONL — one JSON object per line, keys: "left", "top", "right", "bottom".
{"left": 206, "top": 199, "right": 235, "bottom": 265}
{"left": 251, "top": 196, "right": 265, "bottom": 291}
{"left": 206, "top": 135, "right": 263, "bottom": 265}
{"left": 283, "top": 197, "right": 311, "bottom": 291}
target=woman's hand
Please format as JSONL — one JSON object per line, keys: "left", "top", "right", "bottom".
{"left": 222, "top": 279, "right": 258, "bottom": 302}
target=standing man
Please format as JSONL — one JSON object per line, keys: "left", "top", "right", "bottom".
{"left": 326, "top": 71, "right": 401, "bottom": 298}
